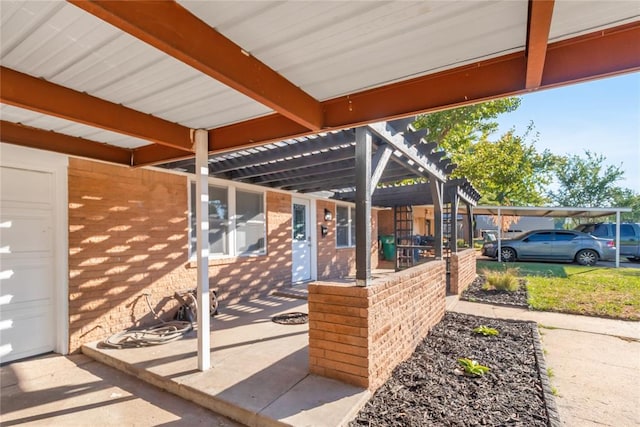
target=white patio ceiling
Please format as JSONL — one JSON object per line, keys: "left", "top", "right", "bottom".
{"left": 1, "top": 1, "right": 639, "bottom": 167}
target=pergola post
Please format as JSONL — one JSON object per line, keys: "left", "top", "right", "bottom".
{"left": 430, "top": 179, "right": 444, "bottom": 259}
{"left": 466, "top": 204, "right": 474, "bottom": 247}
{"left": 355, "top": 127, "right": 372, "bottom": 286}
{"left": 449, "top": 187, "right": 459, "bottom": 253}
{"left": 194, "top": 129, "right": 210, "bottom": 371}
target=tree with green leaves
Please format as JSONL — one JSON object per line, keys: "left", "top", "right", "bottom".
{"left": 548, "top": 150, "right": 625, "bottom": 208}
{"left": 611, "top": 188, "right": 640, "bottom": 222}
{"left": 455, "top": 130, "right": 556, "bottom": 205}
{"left": 413, "top": 98, "right": 521, "bottom": 154}
{"left": 413, "top": 98, "right": 557, "bottom": 206}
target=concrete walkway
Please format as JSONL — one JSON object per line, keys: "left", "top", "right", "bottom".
{"left": 448, "top": 297, "right": 640, "bottom": 427}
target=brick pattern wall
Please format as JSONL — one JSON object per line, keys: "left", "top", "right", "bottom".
{"left": 68, "top": 159, "right": 291, "bottom": 352}
{"left": 377, "top": 209, "right": 394, "bottom": 236}
{"left": 315, "top": 200, "right": 379, "bottom": 280}
{"left": 449, "top": 248, "right": 477, "bottom": 294}
{"left": 308, "top": 260, "right": 446, "bottom": 390}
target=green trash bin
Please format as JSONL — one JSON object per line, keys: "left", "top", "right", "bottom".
{"left": 380, "top": 235, "right": 396, "bottom": 261}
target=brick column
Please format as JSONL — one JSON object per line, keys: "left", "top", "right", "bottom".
{"left": 449, "top": 248, "right": 477, "bottom": 294}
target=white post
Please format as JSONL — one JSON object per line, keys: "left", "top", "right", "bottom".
{"left": 615, "top": 210, "right": 621, "bottom": 268}
{"left": 194, "top": 130, "right": 210, "bottom": 371}
{"left": 497, "top": 207, "right": 502, "bottom": 262}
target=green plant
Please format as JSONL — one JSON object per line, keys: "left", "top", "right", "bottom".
{"left": 481, "top": 268, "right": 520, "bottom": 292}
{"left": 547, "top": 367, "right": 555, "bottom": 379}
{"left": 473, "top": 325, "right": 499, "bottom": 336}
{"left": 551, "top": 386, "right": 559, "bottom": 396}
{"left": 457, "top": 358, "right": 490, "bottom": 377}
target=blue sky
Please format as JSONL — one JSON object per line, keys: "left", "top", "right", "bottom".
{"left": 493, "top": 72, "right": 640, "bottom": 194}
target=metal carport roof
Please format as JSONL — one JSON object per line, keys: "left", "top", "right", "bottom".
{"left": 475, "top": 205, "right": 632, "bottom": 218}
{"left": 475, "top": 205, "right": 633, "bottom": 266}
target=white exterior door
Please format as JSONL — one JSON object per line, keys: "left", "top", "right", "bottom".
{"left": 0, "top": 166, "right": 56, "bottom": 363}
{"left": 292, "top": 198, "right": 311, "bottom": 283}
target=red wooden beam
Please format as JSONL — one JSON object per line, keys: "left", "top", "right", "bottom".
{"left": 70, "top": 0, "right": 323, "bottom": 131}
{"left": 526, "top": 0, "right": 555, "bottom": 89}
{"left": 0, "top": 121, "right": 132, "bottom": 165}
{"left": 542, "top": 22, "right": 640, "bottom": 87}
{"left": 0, "top": 67, "right": 193, "bottom": 152}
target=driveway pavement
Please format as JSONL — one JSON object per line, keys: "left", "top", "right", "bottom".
{"left": 1, "top": 353, "right": 240, "bottom": 426}
{"left": 449, "top": 298, "right": 640, "bottom": 427}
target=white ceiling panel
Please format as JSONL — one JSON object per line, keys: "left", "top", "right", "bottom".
{"left": 0, "top": 2, "right": 273, "bottom": 130}
{"left": 551, "top": 0, "right": 640, "bottom": 41}
{"left": 182, "top": 1, "right": 528, "bottom": 100}
{"left": 0, "top": 1, "right": 64, "bottom": 60}
{"left": 0, "top": 104, "right": 151, "bottom": 149}
{"left": 1, "top": 0, "right": 638, "bottom": 163}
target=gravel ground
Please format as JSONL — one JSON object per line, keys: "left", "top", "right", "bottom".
{"left": 350, "top": 311, "right": 554, "bottom": 426}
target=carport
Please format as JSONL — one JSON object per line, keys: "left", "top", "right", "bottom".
{"left": 1, "top": 1, "right": 639, "bottom": 372}
{"left": 474, "top": 205, "right": 633, "bottom": 267}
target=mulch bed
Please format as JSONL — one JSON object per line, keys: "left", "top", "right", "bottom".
{"left": 350, "top": 312, "right": 559, "bottom": 426}
{"left": 460, "top": 276, "right": 530, "bottom": 308}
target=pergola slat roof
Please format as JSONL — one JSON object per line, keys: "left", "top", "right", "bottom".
{"left": 159, "top": 119, "right": 476, "bottom": 204}
{"left": 1, "top": 1, "right": 638, "bottom": 167}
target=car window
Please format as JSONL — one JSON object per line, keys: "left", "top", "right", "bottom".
{"left": 621, "top": 225, "right": 635, "bottom": 238}
{"left": 525, "top": 232, "right": 553, "bottom": 242}
{"left": 555, "top": 232, "right": 577, "bottom": 241}
{"left": 592, "top": 224, "right": 609, "bottom": 237}
{"left": 579, "top": 224, "right": 595, "bottom": 233}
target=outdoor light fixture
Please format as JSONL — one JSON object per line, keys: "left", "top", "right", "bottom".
{"left": 324, "top": 208, "right": 333, "bottom": 221}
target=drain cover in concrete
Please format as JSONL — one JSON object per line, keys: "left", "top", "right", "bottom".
{"left": 272, "top": 312, "right": 308, "bottom": 325}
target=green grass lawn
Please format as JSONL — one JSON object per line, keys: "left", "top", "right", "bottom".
{"left": 476, "top": 260, "right": 640, "bottom": 320}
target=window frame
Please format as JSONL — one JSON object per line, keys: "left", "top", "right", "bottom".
{"left": 335, "top": 203, "right": 356, "bottom": 248}
{"left": 189, "top": 180, "right": 267, "bottom": 260}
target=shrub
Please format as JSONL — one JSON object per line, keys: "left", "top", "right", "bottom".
{"left": 481, "top": 268, "right": 520, "bottom": 292}
{"left": 473, "top": 325, "right": 499, "bottom": 336}
{"left": 457, "top": 358, "right": 490, "bottom": 377}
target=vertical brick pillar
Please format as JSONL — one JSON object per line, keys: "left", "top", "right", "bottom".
{"left": 449, "top": 248, "right": 477, "bottom": 294}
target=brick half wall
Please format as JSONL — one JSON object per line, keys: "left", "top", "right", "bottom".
{"left": 449, "top": 248, "right": 477, "bottom": 295}
{"left": 308, "top": 260, "right": 446, "bottom": 391}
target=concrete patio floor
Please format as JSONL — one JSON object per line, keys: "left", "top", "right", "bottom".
{"left": 4, "top": 290, "right": 637, "bottom": 426}
{"left": 81, "top": 294, "right": 370, "bottom": 427}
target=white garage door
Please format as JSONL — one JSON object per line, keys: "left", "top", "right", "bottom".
{"left": 0, "top": 166, "right": 55, "bottom": 364}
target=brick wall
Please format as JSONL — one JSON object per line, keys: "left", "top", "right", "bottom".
{"left": 315, "top": 200, "right": 379, "bottom": 280}
{"left": 308, "top": 260, "right": 446, "bottom": 390}
{"left": 378, "top": 209, "right": 394, "bottom": 236}
{"left": 449, "top": 248, "right": 477, "bottom": 294}
{"left": 68, "top": 159, "right": 291, "bottom": 352}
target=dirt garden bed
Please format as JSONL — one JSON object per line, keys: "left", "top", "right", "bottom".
{"left": 350, "top": 312, "right": 559, "bottom": 426}
{"left": 460, "top": 275, "right": 530, "bottom": 308}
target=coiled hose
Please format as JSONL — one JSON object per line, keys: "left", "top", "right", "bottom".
{"left": 101, "top": 293, "right": 195, "bottom": 349}
{"left": 102, "top": 321, "right": 193, "bottom": 349}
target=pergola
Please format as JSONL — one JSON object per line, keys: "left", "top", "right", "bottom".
{"left": 474, "top": 205, "right": 633, "bottom": 267}
{"left": 1, "top": 1, "right": 639, "bottom": 371}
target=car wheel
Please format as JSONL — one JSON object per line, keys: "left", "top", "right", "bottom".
{"left": 576, "top": 249, "right": 598, "bottom": 266}
{"left": 500, "top": 247, "right": 516, "bottom": 262}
